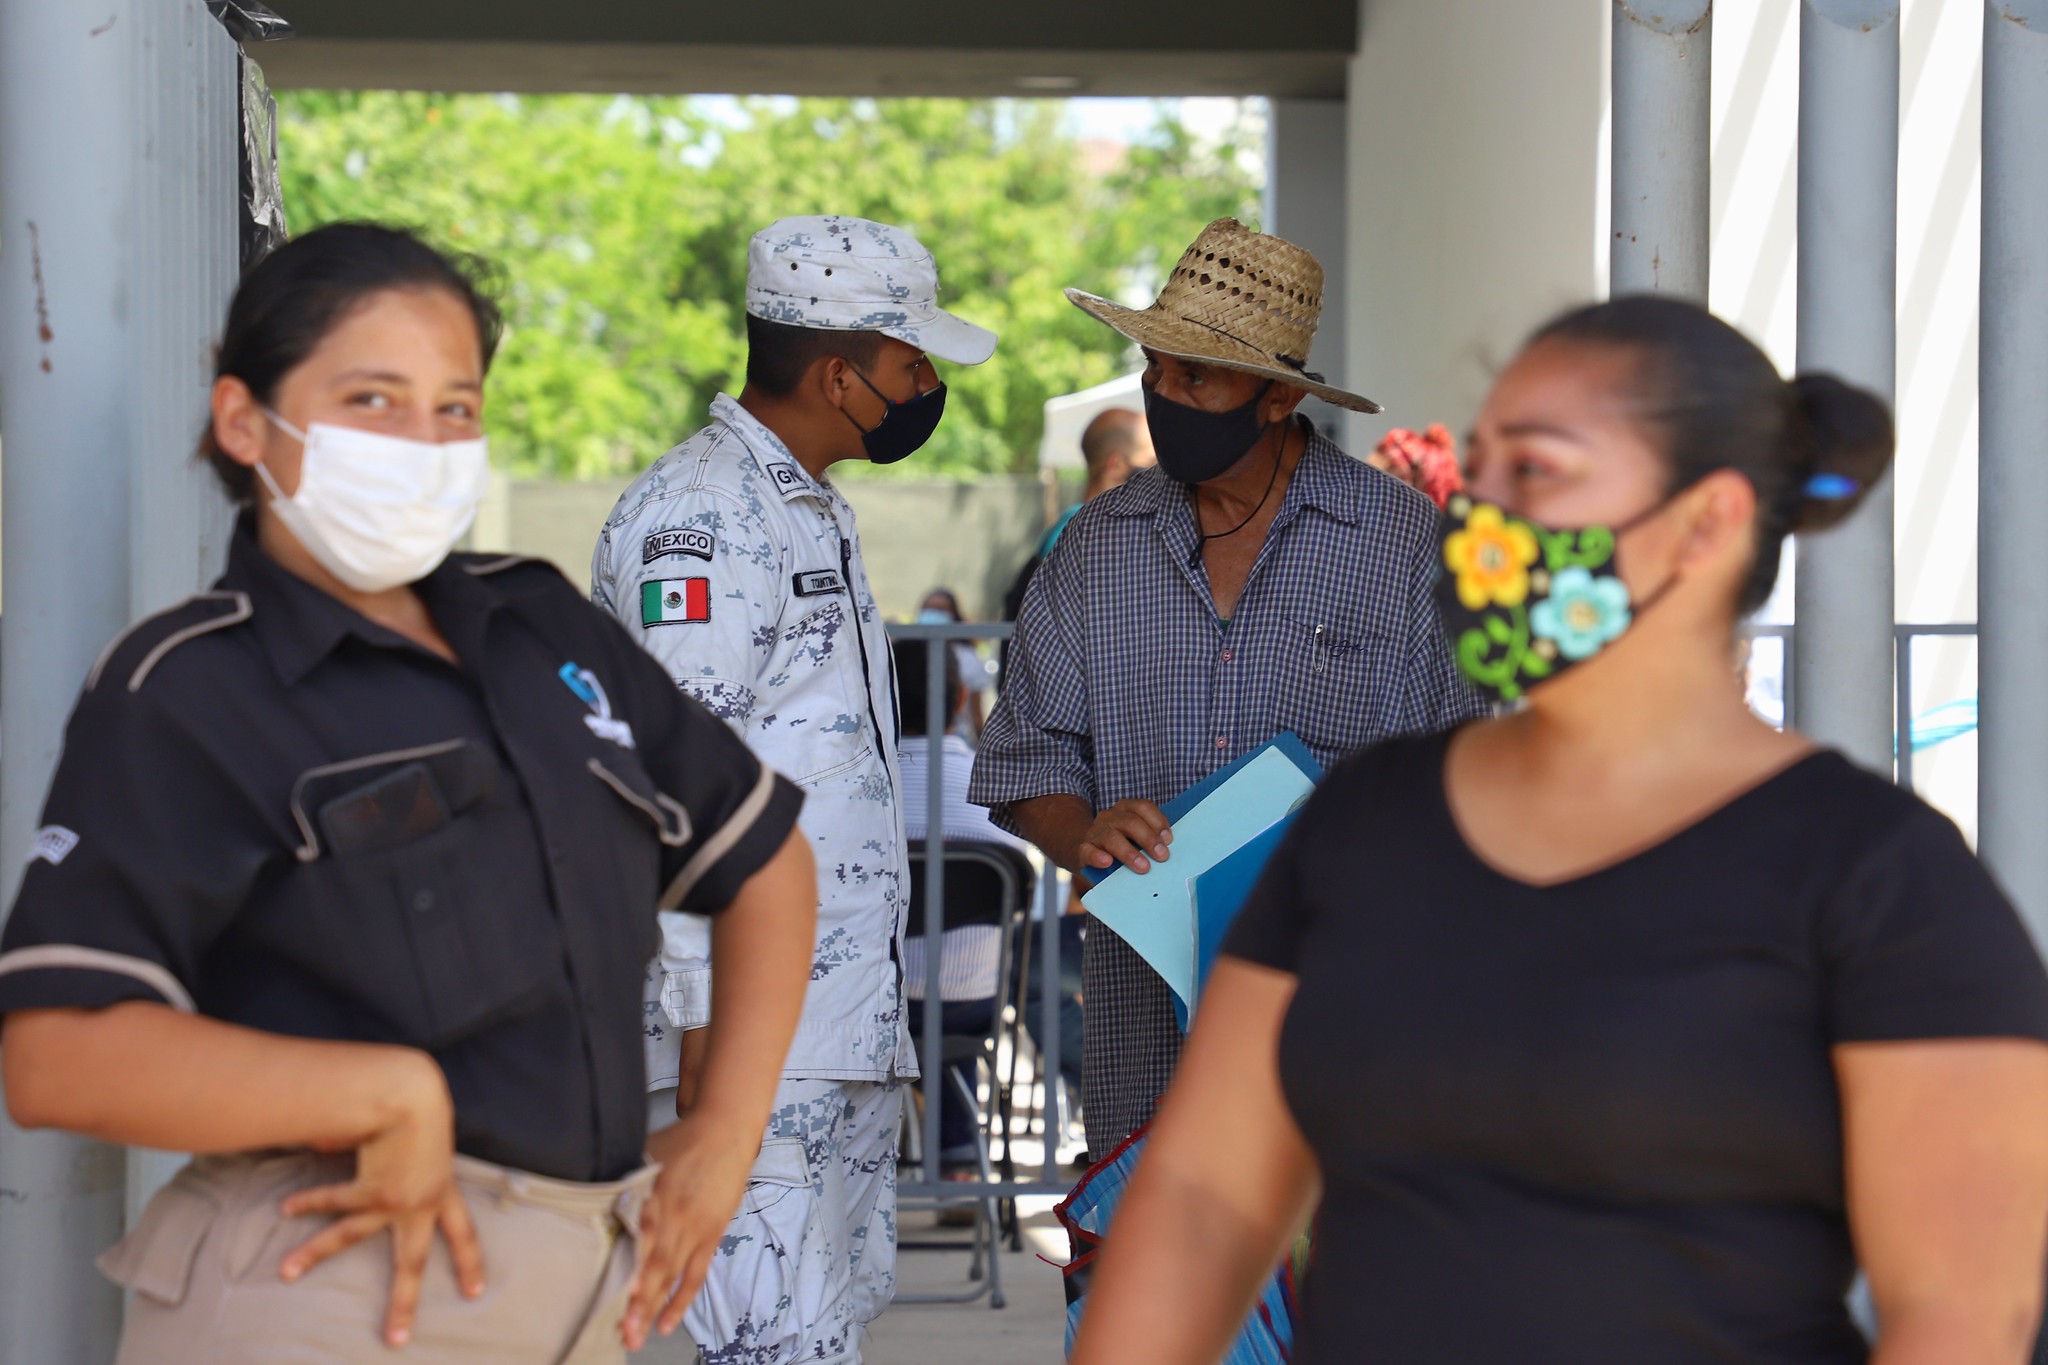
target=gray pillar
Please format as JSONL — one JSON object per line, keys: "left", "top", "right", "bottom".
{"left": 1611, "top": 0, "right": 1713, "bottom": 299}
{"left": 0, "top": 2, "right": 239, "bottom": 1358}
{"left": 1790, "top": 0, "right": 1898, "bottom": 777}
{"left": 1981, "top": 0, "right": 2048, "bottom": 953}
{"left": 1266, "top": 98, "right": 1353, "bottom": 447}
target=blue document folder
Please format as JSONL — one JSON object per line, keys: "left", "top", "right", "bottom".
{"left": 1081, "top": 734, "right": 1321, "bottom": 1027}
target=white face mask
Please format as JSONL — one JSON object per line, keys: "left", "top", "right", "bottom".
{"left": 257, "top": 409, "right": 489, "bottom": 593}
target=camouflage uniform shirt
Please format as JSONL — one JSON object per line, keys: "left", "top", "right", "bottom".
{"left": 594, "top": 394, "right": 914, "bottom": 1082}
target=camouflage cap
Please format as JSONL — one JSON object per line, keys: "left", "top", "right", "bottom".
{"left": 745, "top": 215, "right": 998, "bottom": 366}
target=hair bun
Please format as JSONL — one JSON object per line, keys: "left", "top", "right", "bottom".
{"left": 1786, "top": 373, "right": 1894, "bottom": 534}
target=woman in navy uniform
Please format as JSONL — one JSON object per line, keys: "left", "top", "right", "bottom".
{"left": 0, "top": 224, "right": 815, "bottom": 1363}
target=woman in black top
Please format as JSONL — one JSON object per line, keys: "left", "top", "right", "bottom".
{"left": 1071, "top": 297, "right": 2048, "bottom": 1364}
{"left": 0, "top": 225, "right": 816, "bottom": 1361}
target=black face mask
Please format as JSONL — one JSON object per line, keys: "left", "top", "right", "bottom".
{"left": 1144, "top": 381, "right": 1273, "bottom": 485}
{"left": 842, "top": 366, "right": 947, "bottom": 466}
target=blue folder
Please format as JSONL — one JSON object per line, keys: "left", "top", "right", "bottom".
{"left": 1080, "top": 734, "right": 1322, "bottom": 1029}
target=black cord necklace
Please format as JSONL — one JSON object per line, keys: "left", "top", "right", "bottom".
{"left": 1194, "top": 421, "right": 1290, "bottom": 555}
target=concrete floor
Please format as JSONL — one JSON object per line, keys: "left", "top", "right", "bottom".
{"left": 630, "top": 1200, "right": 1070, "bottom": 1365}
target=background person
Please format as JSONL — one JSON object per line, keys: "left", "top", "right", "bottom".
{"left": 915, "top": 588, "right": 994, "bottom": 738}
{"left": 590, "top": 215, "right": 996, "bottom": 1365}
{"left": 1070, "top": 296, "right": 2048, "bottom": 1365}
{"left": 0, "top": 224, "right": 815, "bottom": 1364}
{"left": 892, "top": 638, "right": 1040, "bottom": 1178}
{"left": 999, "top": 406, "right": 1155, "bottom": 627}
{"left": 971, "top": 218, "right": 1484, "bottom": 1160}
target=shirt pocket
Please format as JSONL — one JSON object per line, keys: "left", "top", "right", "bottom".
{"left": 772, "top": 598, "right": 874, "bottom": 785}
{"left": 1274, "top": 615, "right": 1404, "bottom": 758}
{"left": 269, "top": 743, "right": 561, "bottom": 1049}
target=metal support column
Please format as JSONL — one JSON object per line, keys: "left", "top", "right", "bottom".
{"left": 1791, "top": 0, "right": 1899, "bottom": 776}
{"left": 1611, "top": 0, "right": 1713, "bottom": 299}
{"left": 1267, "top": 98, "right": 1352, "bottom": 446}
{"left": 0, "top": 2, "right": 146, "bottom": 1357}
{"left": 1981, "top": 0, "right": 2048, "bottom": 955}
{"left": 0, "top": 2, "right": 240, "bottom": 1358}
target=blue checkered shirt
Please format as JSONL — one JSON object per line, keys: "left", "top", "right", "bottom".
{"left": 969, "top": 425, "right": 1484, "bottom": 1152}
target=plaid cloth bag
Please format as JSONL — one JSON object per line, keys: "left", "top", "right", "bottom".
{"left": 1054, "top": 1126, "right": 1298, "bottom": 1363}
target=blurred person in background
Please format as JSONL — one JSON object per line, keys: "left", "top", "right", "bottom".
{"left": 1001, "top": 406, "right": 1156, "bottom": 626}
{"left": 916, "top": 588, "right": 994, "bottom": 738}
{"left": 893, "top": 639, "right": 1039, "bottom": 1181}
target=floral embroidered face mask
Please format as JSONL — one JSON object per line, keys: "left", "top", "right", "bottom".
{"left": 1432, "top": 493, "right": 1676, "bottom": 703}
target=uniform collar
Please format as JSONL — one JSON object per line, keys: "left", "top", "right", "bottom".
{"left": 1106, "top": 419, "right": 1365, "bottom": 529}
{"left": 710, "top": 393, "right": 830, "bottom": 504}
{"left": 220, "top": 513, "right": 501, "bottom": 687}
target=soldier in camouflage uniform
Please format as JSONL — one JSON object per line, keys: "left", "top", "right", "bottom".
{"left": 591, "top": 216, "right": 997, "bottom": 1365}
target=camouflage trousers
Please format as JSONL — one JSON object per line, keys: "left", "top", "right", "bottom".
{"left": 647, "top": 1078, "right": 901, "bottom": 1365}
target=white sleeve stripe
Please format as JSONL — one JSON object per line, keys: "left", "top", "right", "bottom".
{"left": 128, "top": 593, "right": 254, "bottom": 692}
{"left": 0, "top": 945, "right": 196, "bottom": 1013}
{"left": 659, "top": 764, "right": 781, "bottom": 912}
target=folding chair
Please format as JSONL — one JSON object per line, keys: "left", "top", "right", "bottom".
{"left": 896, "top": 839, "right": 1035, "bottom": 1308}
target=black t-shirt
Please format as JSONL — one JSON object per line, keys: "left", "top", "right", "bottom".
{"left": 0, "top": 521, "right": 802, "bottom": 1183}
{"left": 1224, "top": 729, "right": 2048, "bottom": 1365}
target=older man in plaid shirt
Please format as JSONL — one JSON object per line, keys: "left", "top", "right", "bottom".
{"left": 970, "top": 220, "right": 1483, "bottom": 1158}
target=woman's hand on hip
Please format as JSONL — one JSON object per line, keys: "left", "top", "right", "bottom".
{"left": 275, "top": 1049, "right": 484, "bottom": 1348}
{"left": 627, "top": 1111, "right": 760, "bottom": 1350}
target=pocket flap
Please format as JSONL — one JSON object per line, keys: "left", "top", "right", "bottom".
{"left": 660, "top": 964, "right": 712, "bottom": 1030}
{"left": 97, "top": 1180, "right": 218, "bottom": 1307}
{"left": 748, "top": 1137, "right": 809, "bottom": 1189}
{"left": 588, "top": 758, "right": 692, "bottom": 847}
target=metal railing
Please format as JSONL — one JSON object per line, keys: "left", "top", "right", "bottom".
{"left": 886, "top": 621, "right": 1076, "bottom": 1210}
{"left": 1743, "top": 622, "right": 1979, "bottom": 793}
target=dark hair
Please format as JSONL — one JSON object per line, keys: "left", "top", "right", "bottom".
{"left": 744, "top": 314, "right": 887, "bottom": 397}
{"left": 200, "top": 223, "right": 504, "bottom": 504}
{"left": 1529, "top": 295, "right": 1894, "bottom": 616}
{"left": 1080, "top": 407, "right": 1144, "bottom": 476}
{"left": 893, "top": 638, "right": 962, "bottom": 738}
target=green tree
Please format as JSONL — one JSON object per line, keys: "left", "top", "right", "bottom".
{"left": 276, "top": 93, "right": 1262, "bottom": 480}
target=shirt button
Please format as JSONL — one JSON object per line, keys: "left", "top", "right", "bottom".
{"left": 1220, "top": 648, "right": 1234, "bottom": 663}
{"left": 412, "top": 889, "right": 435, "bottom": 913}
{"left": 1214, "top": 736, "right": 1228, "bottom": 751}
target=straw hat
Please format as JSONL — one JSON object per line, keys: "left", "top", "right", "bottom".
{"left": 1065, "top": 218, "right": 1382, "bottom": 414}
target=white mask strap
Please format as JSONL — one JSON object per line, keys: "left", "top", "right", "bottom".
{"left": 253, "top": 459, "right": 290, "bottom": 505}
{"left": 259, "top": 405, "right": 309, "bottom": 445}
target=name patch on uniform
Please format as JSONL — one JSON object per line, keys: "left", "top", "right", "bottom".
{"left": 766, "top": 463, "right": 806, "bottom": 491}
{"left": 30, "top": 825, "right": 78, "bottom": 867}
{"left": 792, "top": 570, "right": 846, "bottom": 598}
{"left": 643, "top": 578, "right": 712, "bottom": 626}
{"left": 643, "top": 528, "right": 715, "bottom": 565}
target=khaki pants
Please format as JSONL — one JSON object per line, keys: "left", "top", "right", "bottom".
{"left": 103, "top": 1151, "right": 657, "bottom": 1365}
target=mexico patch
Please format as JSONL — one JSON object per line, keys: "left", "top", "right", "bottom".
{"left": 792, "top": 570, "right": 846, "bottom": 598}
{"left": 643, "top": 578, "right": 711, "bottom": 626}
{"left": 643, "top": 528, "right": 715, "bottom": 565}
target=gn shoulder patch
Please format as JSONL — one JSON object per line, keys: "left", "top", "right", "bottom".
{"left": 86, "top": 591, "right": 254, "bottom": 694}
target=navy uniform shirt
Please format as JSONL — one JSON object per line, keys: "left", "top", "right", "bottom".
{"left": 0, "top": 518, "right": 802, "bottom": 1183}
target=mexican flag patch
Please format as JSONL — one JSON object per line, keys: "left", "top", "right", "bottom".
{"left": 642, "top": 578, "right": 711, "bottom": 626}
